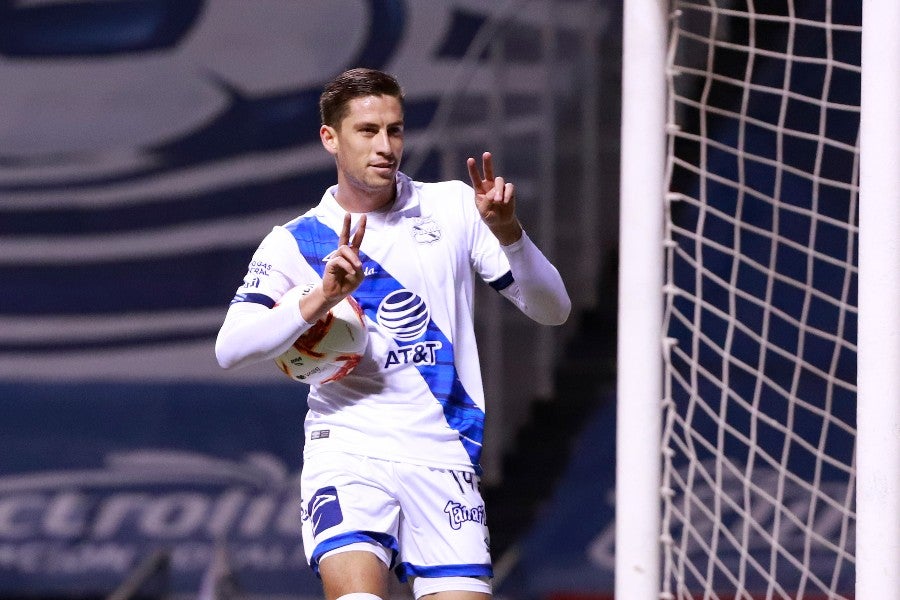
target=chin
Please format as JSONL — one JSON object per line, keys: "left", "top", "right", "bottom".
{"left": 368, "top": 173, "right": 397, "bottom": 189}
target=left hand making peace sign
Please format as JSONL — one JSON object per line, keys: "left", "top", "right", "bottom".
{"left": 467, "top": 151, "right": 523, "bottom": 246}
{"left": 301, "top": 212, "right": 366, "bottom": 323}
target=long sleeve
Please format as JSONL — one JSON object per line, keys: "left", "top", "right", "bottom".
{"left": 498, "top": 230, "right": 571, "bottom": 326}
{"left": 215, "top": 296, "right": 313, "bottom": 369}
{"left": 214, "top": 225, "right": 320, "bottom": 370}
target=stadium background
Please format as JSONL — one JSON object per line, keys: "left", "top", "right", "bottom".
{"left": 0, "top": 0, "right": 858, "bottom": 599}
{"left": 1, "top": 1, "right": 617, "bottom": 598}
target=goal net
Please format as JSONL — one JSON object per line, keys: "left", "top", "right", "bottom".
{"left": 660, "top": 1, "right": 860, "bottom": 598}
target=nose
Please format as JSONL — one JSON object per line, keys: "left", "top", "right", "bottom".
{"left": 374, "top": 130, "right": 392, "bottom": 154}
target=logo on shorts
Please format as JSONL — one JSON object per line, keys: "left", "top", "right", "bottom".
{"left": 307, "top": 486, "right": 343, "bottom": 536}
{"left": 443, "top": 500, "right": 486, "bottom": 531}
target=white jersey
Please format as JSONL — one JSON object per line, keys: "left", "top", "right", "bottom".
{"left": 221, "top": 172, "right": 570, "bottom": 474}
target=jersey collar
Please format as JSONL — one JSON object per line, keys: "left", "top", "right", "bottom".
{"left": 318, "top": 171, "right": 420, "bottom": 229}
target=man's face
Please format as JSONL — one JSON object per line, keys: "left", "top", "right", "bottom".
{"left": 322, "top": 94, "right": 404, "bottom": 202}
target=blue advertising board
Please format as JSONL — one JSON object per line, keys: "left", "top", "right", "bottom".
{"left": 0, "top": 1, "right": 603, "bottom": 597}
{"left": 0, "top": 383, "right": 318, "bottom": 598}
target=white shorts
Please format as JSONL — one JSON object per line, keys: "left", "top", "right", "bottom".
{"left": 300, "top": 451, "right": 492, "bottom": 588}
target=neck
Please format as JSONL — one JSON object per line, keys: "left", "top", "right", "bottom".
{"left": 334, "top": 179, "right": 397, "bottom": 213}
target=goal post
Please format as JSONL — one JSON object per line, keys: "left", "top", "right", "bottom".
{"left": 857, "top": 0, "right": 900, "bottom": 597}
{"left": 615, "top": 0, "right": 668, "bottom": 598}
{"left": 616, "top": 0, "right": 897, "bottom": 598}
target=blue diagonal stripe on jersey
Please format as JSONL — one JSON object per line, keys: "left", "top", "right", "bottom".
{"left": 286, "top": 215, "right": 485, "bottom": 471}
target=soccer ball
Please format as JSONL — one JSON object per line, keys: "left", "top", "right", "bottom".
{"left": 273, "top": 285, "right": 368, "bottom": 385}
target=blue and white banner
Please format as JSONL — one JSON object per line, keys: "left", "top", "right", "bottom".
{"left": 0, "top": 0, "right": 553, "bottom": 383}
{"left": 0, "top": 1, "right": 561, "bottom": 596}
{"left": 0, "top": 383, "right": 314, "bottom": 598}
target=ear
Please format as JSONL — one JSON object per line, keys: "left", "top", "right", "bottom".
{"left": 320, "top": 124, "right": 338, "bottom": 155}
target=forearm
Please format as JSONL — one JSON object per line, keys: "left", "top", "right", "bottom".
{"left": 215, "top": 300, "right": 312, "bottom": 369}
{"left": 501, "top": 230, "right": 572, "bottom": 326}
{"left": 491, "top": 218, "right": 524, "bottom": 246}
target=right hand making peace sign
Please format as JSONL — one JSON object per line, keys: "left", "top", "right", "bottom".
{"left": 467, "top": 151, "right": 523, "bottom": 246}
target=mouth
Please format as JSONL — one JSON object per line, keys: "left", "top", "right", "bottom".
{"left": 370, "top": 163, "right": 396, "bottom": 174}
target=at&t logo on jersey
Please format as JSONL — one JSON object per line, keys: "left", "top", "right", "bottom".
{"left": 384, "top": 342, "right": 442, "bottom": 367}
{"left": 377, "top": 289, "right": 443, "bottom": 367}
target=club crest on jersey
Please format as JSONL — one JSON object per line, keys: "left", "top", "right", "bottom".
{"left": 410, "top": 216, "right": 441, "bottom": 243}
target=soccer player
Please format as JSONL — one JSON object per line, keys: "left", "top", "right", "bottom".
{"left": 215, "top": 68, "right": 571, "bottom": 600}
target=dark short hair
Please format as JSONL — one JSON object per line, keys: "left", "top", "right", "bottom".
{"left": 319, "top": 68, "right": 405, "bottom": 128}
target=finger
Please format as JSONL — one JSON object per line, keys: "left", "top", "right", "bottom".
{"left": 335, "top": 245, "right": 363, "bottom": 269}
{"left": 503, "top": 182, "right": 515, "bottom": 203}
{"left": 350, "top": 214, "right": 367, "bottom": 249}
{"left": 482, "top": 151, "right": 494, "bottom": 182}
{"left": 327, "top": 255, "right": 358, "bottom": 277}
{"left": 466, "top": 157, "right": 482, "bottom": 190}
{"left": 338, "top": 212, "right": 352, "bottom": 246}
{"left": 491, "top": 177, "right": 505, "bottom": 202}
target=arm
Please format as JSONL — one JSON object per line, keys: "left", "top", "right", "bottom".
{"left": 467, "top": 152, "right": 571, "bottom": 325}
{"left": 499, "top": 230, "right": 571, "bottom": 326}
{"left": 215, "top": 213, "right": 367, "bottom": 369}
{"left": 215, "top": 298, "right": 312, "bottom": 369}
{"left": 214, "top": 225, "right": 314, "bottom": 369}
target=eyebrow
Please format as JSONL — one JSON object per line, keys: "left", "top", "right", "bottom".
{"left": 354, "top": 119, "right": 404, "bottom": 130}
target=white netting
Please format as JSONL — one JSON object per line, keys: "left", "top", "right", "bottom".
{"left": 661, "top": 1, "right": 859, "bottom": 598}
